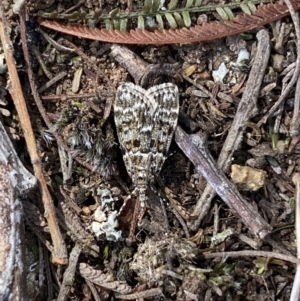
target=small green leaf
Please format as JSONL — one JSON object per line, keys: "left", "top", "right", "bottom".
{"left": 290, "top": 198, "right": 295, "bottom": 210}
{"left": 186, "top": 0, "right": 194, "bottom": 8}
{"left": 93, "top": 9, "right": 103, "bottom": 19}
{"left": 216, "top": 7, "right": 229, "bottom": 21}
{"left": 120, "top": 18, "right": 128, "bottom": 31}
{"left": 37, "top": 11, "right": 58, "bottom": 18}
{"left": 103, "top": 244, "right": 110, "bottom": 259}
{"left": 109, "top": 8, "right": 119, "bottom": 18}
{"left": 182, "top": 11, "right": 191, "bottom": 27}
{"left": 239, "top": 33, "right": 254, "bottom": 40}
{"left": 271, "top": 132, "right": 279, "bottom": 149}
{"left": 248, "top": 2, "right": 257, "bottom": 13}
{"left": 137, "top": 15, "right": 145, "bottom": 29}
{"left": 156, "top": 14, "right": 164, "bottom": 30}
{"left": 87, "top": 19, "right": 96, "bottom": 28}
{"left": 105, "top": 19, "right": 113, "bottom": 30}
{"left": 195, "top": 0, "right": 203, "bottom": 6}
{"left": 112, "top": 19, "right": 120, "bottom": 30}
{"left": 151, "top": 0, "right": 160, "bottom": 12}
{"left": 253, "top": 258, "right": 270, "bottom": 275}
{"left": 143, "top": 0, "right": 152, "bottom": 13}
{"left": 240, "top": 3, "right": 252, "bottom": 15}
{"left": 168, "top": 0, "right": 179, "bottom": 10}
{"left": 173, "top": 12, "right": 184, "bottom": 27}
{"left": 165, "top": 13, "right": 178, "bottom": 29}
{"left": 69, "top": 12, "right": 87, "bottom": 21}
{"left": 223, "top": 7, "right": 234, "bottom": 20}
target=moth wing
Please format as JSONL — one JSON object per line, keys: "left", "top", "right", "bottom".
{"left": 114, "top": 83, "right": 155, "bottom": 179}
{"left": 115, "top": 82, "right": 152, "bottom": 153}
{"left": 145, "top": 83, "right": 179, "bottom": 175}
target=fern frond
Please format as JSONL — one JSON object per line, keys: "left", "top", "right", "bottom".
{"left": 40, "top": 1, "right": 299, "bottom": 44}
{"left": 39, "top": 0, "right": 274, "bottom": 31}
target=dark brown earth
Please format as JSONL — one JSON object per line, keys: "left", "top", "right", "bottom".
{"left": 0, "top": 0, "right": 300, "bottom": 300}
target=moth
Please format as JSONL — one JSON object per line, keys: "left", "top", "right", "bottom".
{"left": 114, "top": 82, "right": 179, "bottom": 208}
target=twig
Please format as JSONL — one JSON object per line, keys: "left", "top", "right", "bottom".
{"left": 85, "top": 279, "right": 102, "bottom": 301}
{"left": 189, "top": 29, "right": 270, "bottom": 231}
{"left": 19, "top": 7, "right": 69, "bottom": 264}
{"left": 182, "top": 74, "right": 219, "bottom": 105}
{"left": 39, "top": 28, "right": 75, "bottom": 53}
{"left": 110, "top": 44, "right": 148, "bottom": 84}
{"left": 42, "top": 245, "right": 53, "bottom": 301}
{"left": 57, "top": 243, "right": 82, "bottom": 301}
{"left": 290, "top": 72, "right": 300, "bottom": 136}
{"left": 289, "top": 133, "right": 300, "bottom": 152}
{"left": 64, "top": 0, "right": 85, "bottom": 14}
{"left": 202, "top": 250, "right": 300, "bottom": 265}
{"left": 169, "top": 207, "right": 190, "bottom": 238}
{"left": 211, "top": 204, "right": 219, "bottom": 248}
{"left": 0, "top": 162, "right": 27, "bottom": 300}
{"left": 257, "top": 0, "right": 300, "bottom": 126}
{"left": 18, "top": 13, "right": 96, "bottom": 174}
{"left": 0, "top": 3, "right": 68, "bottom": 264}
{"left": 41, "top": 92, "right": 96, "bottom": 101}
{"left": 114, "top": 288, "right": 163, "bottom": 300}
{"left": 290, "top": 174, "right": 300, "bottom": 300}
{"left": 174, "top": 126, "right": 272, "bottom": 239}
{"left": 37, "top": 71, "right": 67, "bottom": 93}
{"left": 23, "top": 201, "right": 54, "bottom": 253}
{"left": 32, "top": 46, "right": 53, "bottom": 79}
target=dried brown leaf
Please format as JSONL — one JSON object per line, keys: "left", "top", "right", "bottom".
{"left": 79, "top": 263, "right": 133, "bottom": 294}
{"left": 39, "top": 1, "right": 300, "bottom": 44}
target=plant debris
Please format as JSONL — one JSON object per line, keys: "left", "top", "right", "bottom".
{"left": 0, "top": 0, "right": 300, "bottom": 300}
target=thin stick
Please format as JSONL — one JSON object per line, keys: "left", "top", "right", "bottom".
{"left": 290, "top": 174, "right": 300, "bottom": 300}
{"left": 189, "top": 29, "right": 270, "bottom": 231}
{"left": 0, "top": 3, "right": 68, "bottom": 264}
{"left": 175, "top": 126, "right": 272, "bottom": 239}
{"left": 18, "top": 14, "right": 96, "bottom": 173}
{"left": 257, "top": 0, "right": 300, "bottom": 126}
{"left": 57, "top": 243, "right": 82, "bottom": 301}
{"left": 114, "top": 288, "right": 163, "bottom": 300}
{"left": 202, "top": 250, "right": 300, "bottom": 265}
{"left": 290, "top": 75, "right": 300, "bottom": 136}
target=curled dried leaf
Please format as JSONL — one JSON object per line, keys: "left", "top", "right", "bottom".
{"left": 79, "top": 263, "right": 133, "bottom": 294}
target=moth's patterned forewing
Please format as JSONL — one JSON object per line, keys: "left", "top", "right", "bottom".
{"left": 114, "top": 82, "right": 179, "bottom": 207}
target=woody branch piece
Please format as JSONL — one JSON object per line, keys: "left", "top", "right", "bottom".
{"left": 257, "top": 0, "right": 300, "bottom": 126}
{"left": 0, "top": 121, "right": 37, "bottom": 301}
{"left": 39, "top": 0, "right": 300, "bottom": 45}
{"left": 189, "top": 29, "right": 270, "bottom": 230}
{"left": 174, "top": 126, "right": 272, "bottom": 240}
{"left": 0, "top": 3, "right": 68, "bottom": 264}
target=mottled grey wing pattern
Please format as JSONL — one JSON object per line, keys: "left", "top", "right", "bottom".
{"left": 145, "top": 84, "right": 179, "bottom": 175}
{"left": 114, "top": 82, "right": 179, "bottom": 194}
{"left": 114, "top": 83, "right": 151, "bottom": 155}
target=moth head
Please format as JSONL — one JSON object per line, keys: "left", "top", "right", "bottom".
{"left": 134, "top": 170, "right": 148, "bottom": 188}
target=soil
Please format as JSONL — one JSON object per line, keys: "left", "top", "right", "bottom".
{"left": 0, "top": 0, "right": 299, "bottom": 300}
